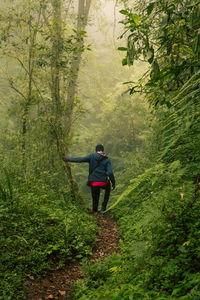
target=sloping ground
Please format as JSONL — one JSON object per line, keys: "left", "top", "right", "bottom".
{"left": 27, "top": 213, "right": 119, "bottom": 300}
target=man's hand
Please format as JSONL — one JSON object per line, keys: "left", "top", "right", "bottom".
{"left": 62, "top": 155, "right": 67, "bottom": 162}
{"left": 112, "top": 184, "right": 115, "bottom": 190}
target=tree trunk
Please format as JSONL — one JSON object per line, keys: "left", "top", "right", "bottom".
{"left": 21, "top": 3, "right": 41, "bottom": 174}
{"left": 61, "top": 0, "right": 92, "bottom": 200}
{"left": 49, "top": 0, "right": 88, "bottom": 201}
{"left": 65, "top": 0, "right": 92, "bottom": 137}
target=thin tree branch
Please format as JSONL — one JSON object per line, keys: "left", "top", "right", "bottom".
{"left": 65, "top": 0, "right": 73, "bottom": 16}
{"left": 42, "top": 10, "right": 53, "bottom": 34}
{"left": 8, "top": 78, "right": 27, "bottom": 100}
{"left": 113, "top": 0, "right": 118, "bottom": 47}
{"left": 84, "top": 0, "right": 92, "bottom": 19}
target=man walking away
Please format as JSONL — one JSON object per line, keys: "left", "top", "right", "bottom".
{"left": 62, "top": 145, "right": 115, "bottom": 213}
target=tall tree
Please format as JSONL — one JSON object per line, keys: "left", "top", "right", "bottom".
{"left": 0, "top": 0, "right": 43, "bottom": 174}
{"left": 64, "top": 0, "right": 92, "bottom": 198}
{"left": 65, "top": 0, "right": 92, "bottom": 137}
{"left": 47, "top": 0, "right": 79, "bottom": 200}
{"left": 42, "top": 0, "right": 92, "bottom": 200}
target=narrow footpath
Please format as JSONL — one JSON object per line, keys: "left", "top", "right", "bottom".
{"left": 27, "top": 213, "right": 119, "bottom": 300}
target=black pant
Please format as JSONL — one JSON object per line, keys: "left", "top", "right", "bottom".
{"left": 91, "top": 182, "right": 111, "bottom": 212}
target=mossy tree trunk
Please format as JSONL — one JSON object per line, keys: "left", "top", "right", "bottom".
{"left": 49, "top": 0, "right": 91, "bottom": 201}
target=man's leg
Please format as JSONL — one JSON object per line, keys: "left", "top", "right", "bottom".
{"left": 101, "top": 182, "right": 111, "bottom": 212}
{"left": 91, "top": 186, "right": 100, "bottom": 212}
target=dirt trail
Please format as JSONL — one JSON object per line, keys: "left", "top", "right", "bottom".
{"left": 27, "top": 213, "right": 119, "bottom": 300}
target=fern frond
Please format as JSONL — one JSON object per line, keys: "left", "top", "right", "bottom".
{"left": 106, "top": 163, "right": 164, "bottom": 212}
{"left": 159, "top": 70, "right": 200, "bottom": 160}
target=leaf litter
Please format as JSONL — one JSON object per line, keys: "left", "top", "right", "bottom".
{"left": 27, "top": 213, "right": 119, "bottom": 300}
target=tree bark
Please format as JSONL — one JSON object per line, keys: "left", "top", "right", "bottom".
{"left": 21, "top": 2, "right": 42, "bottom": 174}
{"left": 49, "top": 0, "right": 91, "bottom": 201}
{"left": 61, "top": 0, "right": 92, "bottom": 200}
{"left": 65, "top": 0, "right": 92, "bottom": 137}
{"left": 48, "top": 0, "right": 92, "bottom": 201}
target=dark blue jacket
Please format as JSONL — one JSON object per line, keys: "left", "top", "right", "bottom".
{"left": 67, "top": 153, "right": 115, "bottom": 186}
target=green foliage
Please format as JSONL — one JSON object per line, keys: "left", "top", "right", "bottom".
{"left": 75, "top": 160, "right": 200, "bottom": 299}
{"left": 0, "top": 198, "right": 98, "bottom": 299}
{"left": 120, "top": 0, "right": 200, "bottom": 107}
{"left": 158, "top": 71, "right": 200, "bottom": 178}
{"left": 73, "top": 1, "right": 200, "bottom": 296}
{"left": 0, "top": 0, "right": 199, "bottom": 299}
{"left": 0, "top": 147, "right": 98, "bottom": 299}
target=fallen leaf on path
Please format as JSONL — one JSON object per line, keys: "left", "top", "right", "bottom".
{"left": 28, "top": 214, "right": 119, "bottom": 299}
{"left": 59, "top": 290, "right": 66, "bottom": 296}
{"left": 45, "top": 295, "right": 54, "bottom": 299}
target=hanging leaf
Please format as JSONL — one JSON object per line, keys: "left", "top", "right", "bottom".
{"left": 133, "top": 14, "right": 140, "bottom": 26}
{"left": 123, "top": 81, "right": 134, "bottom": 84}
{"left": 122, "top": 57, "right": 127, "bottom": 66}
{"left": 118, "top": 47, "right": 127, "bottom": 51}
{"left": 120, "top": 9, "right": 129, "bottom": 15}
{"left": 147, "top": 2, "right": 155, "bottom": 15}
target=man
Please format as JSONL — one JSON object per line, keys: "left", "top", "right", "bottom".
{"left": 62, "top": 145, "right": 115, "bottom": 213}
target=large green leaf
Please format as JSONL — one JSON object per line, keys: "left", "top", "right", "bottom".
{"left": 118, "top": 47, "right": 127, "bottom": 51}
{"left": 147, "top": 2, "right": 155, "bottom": 15}
{"left": 133, "top": 14, "right": 140, "bottom": 26}
{"left": 120, "top": 9, "right": 129, "bottom": 15}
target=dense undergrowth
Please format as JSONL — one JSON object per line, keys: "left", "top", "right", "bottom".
{"left": 74, "top": 162, "right": 200, "bottom": 299}
{"left": 74, "top": 65, "right": 200, "bottom": 299}
{"left": 0, "top": 0, "right": 199, "bottom": 299}
{"left": 72, "top": 1, "right": 200, "bottom": 298}
{"left": 0, "top": 178, "right": 98, "bottom": 300}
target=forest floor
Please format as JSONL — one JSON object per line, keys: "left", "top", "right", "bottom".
{"left": 27, "top": 213, "right": 119, "bottom": 300}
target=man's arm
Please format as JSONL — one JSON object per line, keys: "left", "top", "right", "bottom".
{"left": 62, "top": 154, "right": 91, "bottom": 163}
{"left": 106, "top": 159, "right": 116, "bottom": 189}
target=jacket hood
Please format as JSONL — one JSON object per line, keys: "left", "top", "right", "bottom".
{"left": 95, "top": 151, "right": 107, "bottom": 161}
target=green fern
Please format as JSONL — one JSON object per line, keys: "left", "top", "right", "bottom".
{"left": 159, "top": 70, "right": 200, "bottom": 160}
{"left": 106, "top": 163, "right": 164, "bottom": 212}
